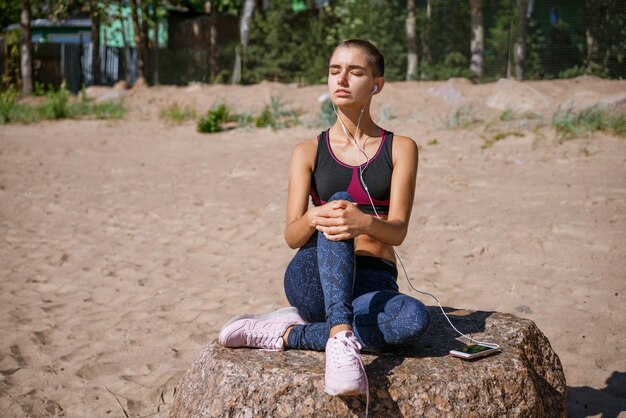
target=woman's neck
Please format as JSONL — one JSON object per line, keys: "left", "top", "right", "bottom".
{"left": 333, "top": 105, "right": 379, "bottom": 140}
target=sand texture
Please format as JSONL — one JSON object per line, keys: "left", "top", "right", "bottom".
{"left": 0, "top": 77, "right": 625, "bottom": 417}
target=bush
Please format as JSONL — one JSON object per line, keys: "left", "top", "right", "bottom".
{"left": 254, "top": 96, "right": 299, "bottom": 129}
{"left": 197, "top": 104, "right": 230, "bottom": 133}
{"left": 0, "top": 85, "right": 18, "bottom": 124}
{"left": 41, "top": 83, "right": 70, "bottom": 119}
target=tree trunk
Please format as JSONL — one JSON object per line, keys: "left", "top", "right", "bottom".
{"left": 20, "top": 0, "right": 33, "bottom": 95}
{"left": 119, "top": 8, "right": 132, "bottom": 84}
{"left": 421, "top": 0, "right": 432, "bottom": 78}
{"left": 470, "top": 0, "right": 483, "bottom": 82}
{"left": 406, "top": 0, "right": 418, "bottom": 81}
{"left": 209, "top": 5, "right": 218, "bottom": 82}
{"left": 140, "top": 0, "right": 149, "bottom": 50}
{"left": 515, "top": 0, "right": 528, "bottom": 81}
{"left": 91, "top": 15, "right": 100, "bottom": 85}
{"left": 232, "top": 0, "right": 255, "bottom": 85}
{"left": 140, "top": 0, "right": 150, "bottom": 83}
{"left": 130, "top": 0, "right": 146, "bottom": 83}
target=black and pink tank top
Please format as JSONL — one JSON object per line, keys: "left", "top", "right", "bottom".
{"left": 310, "top": 128, "right": 394, "bottom": 216}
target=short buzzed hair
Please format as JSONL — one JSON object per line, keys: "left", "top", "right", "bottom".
{"left": 330, "top": 39, "right": 385, "bottom": 78}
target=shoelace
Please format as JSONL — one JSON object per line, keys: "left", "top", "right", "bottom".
{"left": 245, "top": 329, "right": 282, "bottom": 351}
{"left": 331, "top": 334, "right": 370, "bottom": 417}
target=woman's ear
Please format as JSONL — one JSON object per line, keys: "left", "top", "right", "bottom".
{"left": 372, "top": 77, "right": 385, "bottom": 94}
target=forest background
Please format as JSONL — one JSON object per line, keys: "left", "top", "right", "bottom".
{"left": 1, "top": 0, "right": 626, "bottom": 96}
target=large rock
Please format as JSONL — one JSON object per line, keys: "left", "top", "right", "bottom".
{"left": 170, "top": 309, "right": 566, "bottom": 417}
{"left": 486, "top": 79, "right": 549, "bottom": 113}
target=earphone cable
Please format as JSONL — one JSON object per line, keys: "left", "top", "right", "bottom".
{"left": 333, "top": 99, "right": 499, "bottom": 349}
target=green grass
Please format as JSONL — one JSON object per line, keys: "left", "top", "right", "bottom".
{"left": 0, "top": 85, "right": 19, "bottom": 123}
{"left": 0, "top": 84, "right": 126, "bottom": 124}
{"left": 435, "top": 105, "right": 479, "bottom": 129}
{"left": 379, "top": 104, "right": 396, "bottom": 125}
{"left": 235, "top": 111, "right": 253, "bottom": 128}
{"left": 499, "top": 108, "right": 516, "bottom": 121}
{"left": 197, "top": 104, "right": 231, "bottom": 133}
{"left": 318, "top": 96, "right": 337, "bottom": 128}
{"left": 90, "top": 102, "right": 126, "bottom": 120}
{"left": 481, "top": 130, "right": 525, "bottom": 149}
{"left": 255, "top": 96, "right": 299, "bottom": 130}
{"left": 159, "top": 102, "right": 197, "bottom": 124}
{"left": 552, "top": 106, "right": 626, "bottom": 140}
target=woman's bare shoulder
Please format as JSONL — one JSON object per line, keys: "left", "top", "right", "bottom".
{"left": 291, "top": 137, "right": 319, "bottom": 163}
{"left": 391, "top": 134, "right": 418, "bottom": 155}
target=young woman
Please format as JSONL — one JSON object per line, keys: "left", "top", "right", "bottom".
{"left": 219, "top": 39, "right": 431, "bottom": 398}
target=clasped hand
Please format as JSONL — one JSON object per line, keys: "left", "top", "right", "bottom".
{"left": 309, "top": 200, "right": 369, "bottom": 241}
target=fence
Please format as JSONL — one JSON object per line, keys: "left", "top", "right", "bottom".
{"left": 2, "top": 0, "right": 625, "bottom": 91}
{"left": 24, "top": 42, "right": 235, "bottom": 93}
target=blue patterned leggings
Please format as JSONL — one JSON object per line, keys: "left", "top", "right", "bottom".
{"left": 284, "top": 192, "right": 431, "bottom": 351}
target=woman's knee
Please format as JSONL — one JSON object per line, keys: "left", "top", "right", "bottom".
{"left": 399, "top": 297, "right": 431, "bottom": 342}
{"left": 328, "top": 191, "right": 354, "bottom": 203}
{"left": 381, "top": 295, "right": 431, "bottom": 345}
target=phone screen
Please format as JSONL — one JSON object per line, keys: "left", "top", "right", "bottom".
{"left": 457, "top": 344, "right": 494, "bottom": 354}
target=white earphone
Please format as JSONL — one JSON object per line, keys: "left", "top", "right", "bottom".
{"left": 370, "top": 85, "right": 378, "bottom": 94}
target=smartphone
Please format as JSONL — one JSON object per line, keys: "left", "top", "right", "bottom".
{"left": 449, "top": 344, "right": 500, "bottom": 360}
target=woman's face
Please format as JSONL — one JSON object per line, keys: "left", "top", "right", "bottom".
{"left": 328, "top": 47, "right": 379, "bottom": 109}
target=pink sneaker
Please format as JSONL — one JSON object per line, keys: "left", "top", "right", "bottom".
{"left": 324, "top": 330, "right": 369, "bottom": 397}
{"left": 218, "top": 307, "right": 305, "bottom": 351}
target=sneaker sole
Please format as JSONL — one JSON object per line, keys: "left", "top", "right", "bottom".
{"left": 218, "top": 307, "right": 302, "bottom": 345}
{"left": 325, "top": 386, "right": 366, "bottom": 397}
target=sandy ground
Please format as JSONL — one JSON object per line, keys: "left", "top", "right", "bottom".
{"left": 1, "top": 77, "right": 625, "bottom": 417}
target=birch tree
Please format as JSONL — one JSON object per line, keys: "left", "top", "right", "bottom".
{"left": 470, "top": 0, "right": 483, "bottom": 81}
{"left": 406, "top": 0, "right": 418, "bottom": 80}
{"left": 20, "top": 0, "right": 33, "bottom": 95}
{"left": 232, "top": 0, "right": 254, "bottom": 84}
{"left": 515, "top": 0, "right": 528, "bottom": 80}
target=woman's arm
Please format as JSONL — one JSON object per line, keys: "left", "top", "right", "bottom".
{"left": 284, "top": 139, "right": 320, "bottom": 249}
{"left": 312, "top": 135, "right": 419, "bottom": 246}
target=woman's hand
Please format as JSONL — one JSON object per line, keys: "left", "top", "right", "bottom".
{"left": 309, "top": 200, "right": 371, "bottom": 241}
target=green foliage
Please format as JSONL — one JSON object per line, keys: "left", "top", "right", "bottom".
{"left": 254, "top": 96, "right": 299, "bottom": 130}
{"left": 235, "top": 112, "right": 253, "bottom": 128}
{"left": 552, "top": 106, "right": 626, "bottom": 140}
{"left": 244, "top": 0, "right": 328, "bottom": 84}
{"left": 0, "top": 84, "right": 126, "bottom": 124}
{"left": 427, "top": 138, "right": 439, "bottom": 145}
{"left": 435, "top": 105, "right": 479, "bottom": 129}
{"left": 90, "top": 102, "right": 127, "bottom": 120}
{"left": 159, "top": 102, "right": 197, "bottom": 124}
{"left": 197, "top": 104, "right": 231, "bottom": 133}
{"left": 318, "top": 96, "right": 337, "bottom": 128}
{"left": 1, "top": 29, "right": 21, "bottom": 89}
{"left": 0, "top": 0, "right": 22, "bottom": 34}
{"left": 481, "top": 130, "right": 524, "bottom": 149}
{"left": 0, "top": 85, "right": 18, "bottom": 124}
{"left": 420, "top": 52, "right": 474, "bottom": 81}
{"left": 41, "top": 83, "right": 70, "bottom": 119}
{"left": 499, "top": 108, "right": 516, "bottom": 121}
{"left": 244, "top": 0, "right": 406, "bottom": 84}
{"left": 558, "top": 63, "right": 609, "bottom": 79}
{"left": 33, "top": 82, "right": 52, "bottom": 97}
{"left": 379, "top": 105, "right": 396, "bottom": 125}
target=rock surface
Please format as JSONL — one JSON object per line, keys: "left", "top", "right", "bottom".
{"left": 170, "top": 309, "right": 566, "bottom": 417}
